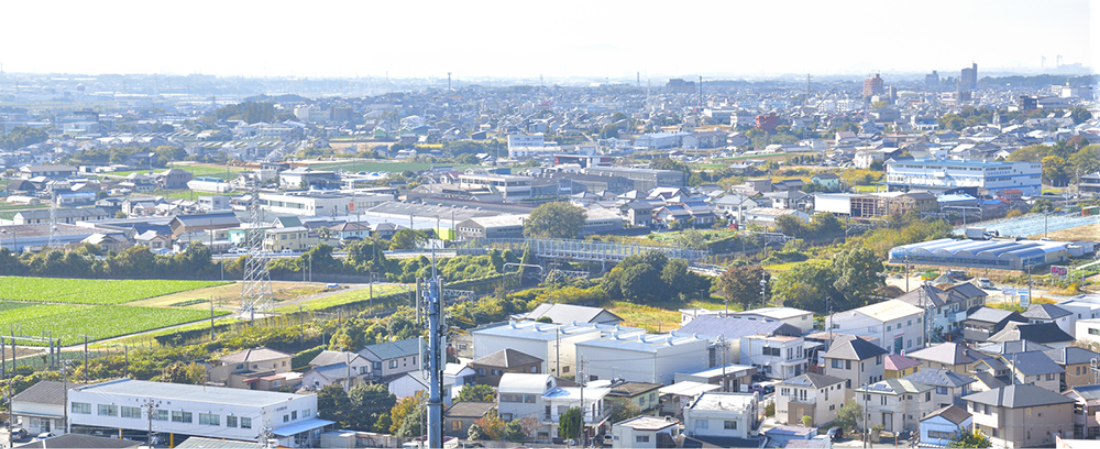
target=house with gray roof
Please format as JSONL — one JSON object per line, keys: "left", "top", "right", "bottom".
{"left": 963, "top": 384, "right": 1075, "bottom": 448}
{"left": 894, "top": 283, "right": 987, "bottom": 336}
{"left": 11, "top": 380, "right": 66, "bottom": 436}
{"left": 855, "top": 378, "right": 937, "bottom": 433}
{"left": 1044, "top": 346, "right": 1100, "bottom": 390}
{"left": 358, "top": 337, "right": 421, "bottom": 379}
{"left": 822, "top": 336, "right": 888, "bottom": 395}
{"left": 920, "top": 405, "right": 972, "bottom": 447}
{"left": 1064, "top": 384, "right": 1100, "bottom": 439}
{"left": 776, "top": 372, "right": 845, "bottom": 427}
{"left": 901, "top": 369, "right": 977, "bottom": 408}
{"left": 469, "top": 348, "right": 544, "bottom": 387}
{"left": 1021, "top": 303, "right": 1075, "bottom": 337}
{"left": 987, "top": 322, "right": 1074, "bottom": 348}
{"left": 976, "top": 339, "right": 1053, "bottom": 356}
{"left": 962, "top": 307, "right": 1026, "bottom": 344}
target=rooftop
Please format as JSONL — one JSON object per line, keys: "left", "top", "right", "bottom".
{"left": 963, "top": 384, "right": 1076, "bottom": 408}
{"left": 471, "top": 348, "right": 543, "bottom": 368}
{"left": 74, "top": 378, "right": 306, "bottom": 407}
{"left": 615, "top": 415, "right": 679, "bottom": 431}
{"left": 689, "top": 392, "right": 757, "bottom": 412}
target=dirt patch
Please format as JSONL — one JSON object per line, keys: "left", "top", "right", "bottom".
{"left": 1028, "top": 222, "right": 1100, "bottom": 241}
{"left": 125, "top": 282, "right": 328, "bottom": 309}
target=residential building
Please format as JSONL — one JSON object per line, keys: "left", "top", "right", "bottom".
{"left": 19, "top": 165, "right": 77, "bottom": 179}
{"left": 884, "top": 354, "right": 921, "bottom": 379}
{"left": 1044, "top": 347, "right": 1100, "bottom": 391}
{"left": 302, "top": 350, "right": 372, "bottom": 391}
{"left": 894, "top": 283, "right": 987, "bottom": 336}
{"left": 472, "top": 321, "right": 631, "bottom": 378}
{"left": 1022, "top": 304, "right": 1075, "bottom": 337}
{"left": 988, "top": 322, "right": 1074, "bottom": 348}
{"left": 523, "top": 304, "right": 623, "bottom": 326}
{"left": 885, "top": 159, "right": 1043, "bottom": 196}
{"left": 611, "top": 416, "right": 680, "bottom": 449}
{"left": 444, "top": 402, "right": 496, "bottom": 438}
{"left": 496, "top": 373, "right": 577, "bottom": 441}
{"left": 597, "top": 379, "right": 664, "bottom": 413}
{"left": 920, "top": 405, "right": 972, "bottom": 447}
{"left": 469, "top": 348, "right": 544, "bottom": 387}
{"left": 863, "top": 74, "right": 885, "bottom": 96}
{"left": 157, "top": 169, "right": 193, "bottom": 190}
{"left": 963, "top": 384, "right": 1075, "bottom": 448}
{"left": 739, "top": 334, "right": 810, "bottom": 380}
{"left": 167, "top": 212, "right": 240, "bottom": 238}
{"left": 776, "top": 373, "right": 846, "bottom": 427}
{"left": 673, "top": 365, "right": 757, "bottom": 395}
{"left": 574, "top": 332, "right": 711, "bottom": 385}
{"left": 963, "top": 307, "right": 1027, "bottom": 345}
{"left": 856, "top": 378, "right": 936, "bottom": 433}
{"left": 263, "top": 227, "right": 316, "bottom": 252}
{"left": 683, "top": 392, "right": 760, "bottom": 439}
{"left": 824, "top": 299, "right": 925, "bottom": 354}
{"left": 13, "top": 207, "right": 110, "bottom": 225}
{"left": 67, "top": 378, "right": 329, "bottom": 448}
{"left": 1064, "top": 384, "right": 1100, "bottom": 439}
{"left": 543, "top": 385, "right": 611, "bottom": 439}
{"left": 822, "top": 336, "right": 888, "bottom": 394}
{"left": 358, "top": 338, "right": 421, "bottom": 379}
{"left": 11, "top": 381, "right": 66, "bottom": 436}
{"left": 208, "top": 348, "right": 295, "bottom": 390}
{"left": 907, "top": 342, "right": 986, "bottom": 375}
{"left": 1001, "top": 351, "right": 1065, "bottom": 392}
{"left": 902, "top": 369, "right": 977, "bottom": 408}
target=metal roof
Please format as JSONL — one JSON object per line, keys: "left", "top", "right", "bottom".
{"left": 74, "top": 379, "right": 305, "bottom": 407}
{"left": 962, "top": 384, "right": 1075, "bottom": 408}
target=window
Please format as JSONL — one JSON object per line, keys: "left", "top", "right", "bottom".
{"left": 477, "top": 368, "right": 485, "bottom": 376}
{"left": 121, "top": 406, "right": 141, "bottom": 419}
{"left": 154, "top": 410, "right": 168, "bottom": 421}
{"left": 452, "top": 420, "right": 463, "bottom": 431}
{"left": 303, "top": 409, "right": 311, "bottom": 417}
{"left": 1047, "top": 373, "right": 1055, "bottom": 381}
{"left": 724, "top": 421, "right": 738, "bottom": 429}
{"left": 532, "top": 366, "right": 538, "bottom": 373}
{"left": 1090, "top": 328, "right": 1100, "bottom": 336}
{"left": 880, "top": 396, "right": 888, "bottom": 405}
{"left": 291, "top": 411, "right": 298, "bottom": 420}
{"left": 876, "top": 355, "right": 883, "bottom": 365}
{"left": 72, "top": 402, "right": 91, "bottom": 414}
{"left": 831, "top": 359, "right": 844, "bottom": 369}
{"left": 283, "top": 414, "right": 290, "bottom": 423}
{"left": 696, "top": 420, "right": 709, "bottom": 429}
{"left": 928, "top": 431, "right": 956, "bottom": 439}
{"left": 925, "top": 392, "right": 931, "bottom": 401}
{"left": 846, "top": 360, "right": 852, "bottom": 370}
{"left": 199, "top": 413, "right": 220, "bottom": 426}
{"left": 241, "top": 417, "right": 252, "bottom": 429}
{"left": 992, "top": 428, "right": 998, "bottom": 437}
{"left": 636, "top": 436, "right": 650, "bottom": 443}
{"left": 172, "top": 411, "right": 193, "bottom": 423}
{"left": 389, "top": 360, "right": 399, "bottom": 369}
{"left": 887, "top": 325, "right": 892, "bottom": 331}
{"left": 227, "top": 416, "right": 238, "bottom": 428}
{"left": 937, "top": 387, "right": 948, "bottom": 394}
{"left": 98, "top": 404, "right": 118, "bottom": 416}
{"left": 829, "top": 404, "right": 836, "bottom": 411}
{"left": 373, "top": 362, "right": 382, "bottom": 370}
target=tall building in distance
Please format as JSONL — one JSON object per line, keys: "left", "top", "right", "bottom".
{"left": 863, "top": 73, "right": 885, "bottom": 96}
{"left": 667, "top": 78, "right": 696, "bottom": 94}
{"left": 925, "top": 70, "right": 939, "bottom": 88}
{"left": 960, "top": 63, "right": 978, "bottom": 91}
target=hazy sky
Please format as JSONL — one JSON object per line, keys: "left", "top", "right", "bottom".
{"left": 1, "top": 0, "right": 1094, "bottom": 80}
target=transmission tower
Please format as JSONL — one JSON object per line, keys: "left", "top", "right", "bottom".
{"left": 239, "top": 181, "right": 273, "bottom": 322}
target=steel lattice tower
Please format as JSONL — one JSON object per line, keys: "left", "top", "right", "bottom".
{"left": 47, "top": 188, "right": 58, "bottom": 249}
{"left": 240, "top": 181, "right": 273, "bottom": 321}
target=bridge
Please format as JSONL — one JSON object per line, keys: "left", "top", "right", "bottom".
{"left": 455, "top": 237, "right": 709, "bottom": 264}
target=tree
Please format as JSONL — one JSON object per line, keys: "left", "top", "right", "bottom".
{"left": 456, "top": 384, "right": 496, "bottom": 402}
{"left": 501, "top": 420, "right": 527, "bottom": 443}
{"left": 1042, "top": 155, "right": 1069, "bottom": 185}
{"left": 317, "top": 383, "right": 351, "bottom": 426}
{"left": 524, "top": 202, "right": 586, "bottom": 239}
{"left": 389, "top": 228, "right": 425, "bottom": 250}
{"left": 609, "top": 401, "right": 641, "bottom": 424}
{"left": 949, "top": 428, "right": 992, "bottom": 448}
{"left": 719, "top": 265, "right": 767, "bottom": 311}
{"left": 832, "top": 247, "right": 885, "bottom": 309}
{"left": 157, "top": 361, "right": 205, "bottom": 384}
{"left": 835, "top": 399, "right": 863, "bottom": 433}
{"left": 1071, "top": 106, "right": 1093, "bottom": 125}
{"left": 467, "top": 423, "right": 486, "bottom": 440}
{"left": 389, "top": 391, "right": 425, "bottom": 434}
{"left": 774, "top": 215, "right": 806, "bottom": 237}
{"left": 771, "top": 260, "right": 840, "bottom": 314}
{"left": 347, "top": 383, "right": 397, "bottom": 430}
{"left": 801, "top": 415, "right": 814, "bottom": 427}
{"left": 558, "top": 407, "right": 583, "bottom": 442}
{"left": 1031, "top": 198, "right": 1054, "bottom": 214}
{"left": 619, "top": 263, "right": 665, "bottom": 303}
{"left": 473, "top": 411, "right": 505, "bottom": 441}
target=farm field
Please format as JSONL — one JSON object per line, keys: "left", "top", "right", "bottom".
{"left": 272, "top": 283, "right": 405, "bottom": 312}
{"left": 0, "top": 303, "right": 229, "bottom": 345}
{"left": 126, "top": 281, "right": 326, "bottom": 309}
{"left": 0, "top": 277, "right": 228, "bottom": 305}
{"left": 109, "top": 162, "right": 245, "bottom": 180}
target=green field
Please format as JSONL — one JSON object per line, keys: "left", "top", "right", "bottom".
{"left": 272, "top": 284, "right": 405, "bottom": 312}
{"left": 312, "top": 160, "right": 480, "bottom": 173}
{"left": 0, "top": 277, "right": 229, "bottom": 305}
{"left": 0, "top": 303, "right": 229, "bottom": 345}
{"left": 109, "top": 163, "right": 244, "bottom": 180}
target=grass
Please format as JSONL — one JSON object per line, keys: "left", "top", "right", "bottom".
{"left": 607, "top": 301, "right": 683, "bottom": 333}
{"left": 99, "top": 317, "right": 246, "bottom": 348}
{"left": 851, "top": 185, "right": 882, "bottom": 193}
{"left": 108, "top": 163, "right": 245, "bottom": 180}
{"left": 0, "top": 303, "right": 229, "bottom": 345}
{"left": 0, "top": 277, "right": 229, "bottom": 305}
{"left": 1029, "top": 222, "right": 1100, "bottom": 241}
{"left": 272, "top": 284, "right": 405, "bottom": 312}
{"left": 762, "top": 261, "right": 805, "bottom": 271}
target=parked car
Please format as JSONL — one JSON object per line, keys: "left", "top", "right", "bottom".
{"left": 977, "top": 278, "right": 994, "bottom": 289}
{"left": 10, "top": 428, "right": 28, "bottom": 440}
{"left": 36, "top": 432, "right": 56, "bottom": 440}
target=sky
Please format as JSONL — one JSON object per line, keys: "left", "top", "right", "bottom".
{"left": 1, "top": 0, "right": 1095, "bottom": 80}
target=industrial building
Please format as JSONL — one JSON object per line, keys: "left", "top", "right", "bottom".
{"left": 67, "top": 379, "right": 329, "bottom": 448}
{"left": 583, "top": 166, "right": 684, "bottom": 190}
{"left": 259, "top": 191, "right": 393, "bottom": 217}
{"left": 888, "top": 238, "right": 1094, "bottom": 271}
{"left": 814, "top": 191, "right": 937, "bottom": 217}
{"left": 885, "top": 159, "right": 1043, "bottom": 196}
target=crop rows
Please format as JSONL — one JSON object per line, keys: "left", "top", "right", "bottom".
{"left": 0, "top": 302, "right": 229, "bottom": 345}
{"left": 0, "top": 277, "right": 228, "bottom": 305}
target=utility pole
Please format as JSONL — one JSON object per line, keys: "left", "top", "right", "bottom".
{"left": 578, "top": 356, "right": 587, "bottom": 446}
{"left": 719, "top": 336, "right": 728, "bottom": 392}
{"left": 862, "top": 382, "right": 869, "bottom": 449}
{"left": 83, "top": 335, "right": 89, "bottom": 383}
{"left": 425, "top": 269, "right": 445, "bottom": 449}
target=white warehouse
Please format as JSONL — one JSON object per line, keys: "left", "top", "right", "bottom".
{"left": 472, "top": 321, "right": 641, "bottom": 378}
{"left": 574, "top": 331, "right": 711, "bottom": 385}
{"left": 68, "top": 379, "right": 330, "bottom": 448}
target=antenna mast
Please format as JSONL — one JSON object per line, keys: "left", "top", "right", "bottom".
{"left": 239, "top": 180, "right": 273, "bottom": 322}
